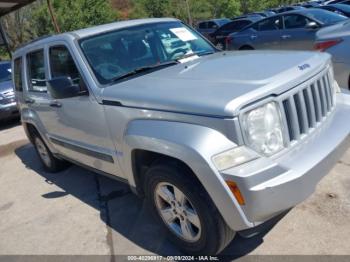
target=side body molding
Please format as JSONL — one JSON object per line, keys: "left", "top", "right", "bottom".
{"left": 124, "top": 120, "right": 254, "bottom": 231}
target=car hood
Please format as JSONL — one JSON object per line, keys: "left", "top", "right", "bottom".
{"left": 316, "top": 20, "right": 350, "bottom": 40}
{"left": 101, "top": 51, "right": 330, "bottom": 117}
{"left": 0, "top": 81, "right": 13, "bottom": 94}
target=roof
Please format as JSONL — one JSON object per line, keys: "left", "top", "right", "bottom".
{"left": 13, "top": 18, "right": 180, "bottom": 54}
{"left": 0, "top": 0, "right": 36, "bottom": 17}
{"left": 71, "top": 18, "right": 179, "bottom": 38}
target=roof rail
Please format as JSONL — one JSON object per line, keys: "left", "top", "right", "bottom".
{"left": 16, "top": 35, "right": 53, "bottom": 50}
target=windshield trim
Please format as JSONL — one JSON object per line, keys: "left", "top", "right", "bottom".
{"left": 77, "top": 21, "right": 217, "bottom": 88}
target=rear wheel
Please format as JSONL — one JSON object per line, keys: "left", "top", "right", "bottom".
{"left": 239, "top": 45, "right": 254, "bottom": 51}
{"left": 144, "top": 162, "right": 235, "bottom": 255}
{"left": 33, "top": 132, "right": 69, "bottom": 172}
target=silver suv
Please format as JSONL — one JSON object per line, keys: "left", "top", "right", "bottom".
{"left": 13, "top": 18, "right": 350, "bottom": 255}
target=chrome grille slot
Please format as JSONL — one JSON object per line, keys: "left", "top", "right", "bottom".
{"left": 281, "top": 69, "right": 335, "bottom": 144}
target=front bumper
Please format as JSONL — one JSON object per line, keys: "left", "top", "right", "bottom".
{"left": 0, "top": 102, "right": 20, "bottom": 120}
{"left": 221, "top": 91, "right": 350, "bottom": 225}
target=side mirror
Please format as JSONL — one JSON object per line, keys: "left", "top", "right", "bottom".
{"left": 305, "top": 21, "right": 319, "bottom": 30}
{"left": 47, "top": 76, "right": 88, "bottom": 99}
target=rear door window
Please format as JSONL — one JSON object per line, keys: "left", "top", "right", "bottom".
{"left": 256, "top": 17, "right": 282, "bottom": 31}
{"left": 13, "top": 58, "right": 23, "bottom": 92}
{"left": 27, "top": 50, "right": 47, "bottom": 92}
{"left": 283, "top": 15, "right": 309, "bottom": 29}
{"left": 198, "top": 22, "right": 207, "bottom": 29}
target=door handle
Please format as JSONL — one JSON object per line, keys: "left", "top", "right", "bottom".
{"left": 281, "top": 35, "right": 291, "bottom": 39}
{"left": 49, "top": 101, "right": 62, "bottom": 108}
{"left": 25, "top": 98, "right": 35, "bottom": 104}
{"left": 250, "top": 35, "right": 257, "bottom": 40}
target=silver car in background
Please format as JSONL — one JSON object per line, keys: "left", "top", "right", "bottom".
{"left": 226, "top": 9, "right": 348, "bottom": 51}
{"left": 0, "top": 61, "right": 19, "bottom": 121}
{"left": 316, "top": 20, "right": 350, "bottom": 89}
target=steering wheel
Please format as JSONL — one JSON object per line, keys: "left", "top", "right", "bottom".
{"left": 95, "top": 63, "right": 125, "bottom": 80}
{"left": 170, "top": 48, "right": 189, "bottom": 60}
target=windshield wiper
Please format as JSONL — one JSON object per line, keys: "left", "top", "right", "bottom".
{"left": 176, "top": 50, "right": 215, "bottom": 61}
{"left": 110, "top": 61, "right": 179, "bottom": 83}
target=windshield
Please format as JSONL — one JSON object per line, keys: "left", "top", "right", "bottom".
{"left": 306, "top": 9, "right": 348, "bottom": 25}
{"left": 80, "top": 21, "right": 215, "bottom": 85}
{"left": 0, "top": 62, "right": 12, "bottom": 83}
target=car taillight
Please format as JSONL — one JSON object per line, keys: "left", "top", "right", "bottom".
{"left": 225, "top": 36, "right": 232, "bottom": 48}
{"left": 314, "top": 39, "right": 342, "bottom": 51}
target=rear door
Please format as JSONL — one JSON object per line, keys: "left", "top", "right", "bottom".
{"left": 25, "top": 44, "right": 121, "bottom": 177}
{"left": 251, "top": 16, "right": 282, "bottom": 49}
{"left": 281, "top": 14, "right": 318, "bottom": 50}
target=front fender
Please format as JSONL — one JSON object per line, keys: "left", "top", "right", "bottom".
{"left": 123, "top": 119, "right": 254, "bottom": 231}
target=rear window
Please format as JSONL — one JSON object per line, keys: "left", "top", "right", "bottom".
{"left": 27, "top": 50, "right": 47, "bottom": 92}
{"left": 305, "top": 9, "right": 347, "bottom": 25}
{"left": 13, "top": 58, "right": 23, "bottom": 92}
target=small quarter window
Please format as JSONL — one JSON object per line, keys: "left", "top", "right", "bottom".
{"left": 27, "top": 50, "right": 47, "bottom": 92}
{"left": 13, "top": 58, "right": 23, "bottom": 92}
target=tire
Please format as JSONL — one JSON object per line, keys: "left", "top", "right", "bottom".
{"left": 32, "top": 132, "right": 69, "bottom": 173}
{"left": 239, "top": 45, "right": 254, "bottom": 51}
{"left": 144, "top": 161, "right": 235, "bottom": 255}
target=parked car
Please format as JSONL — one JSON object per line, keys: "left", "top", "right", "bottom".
{"left": 246, "top": 11, "right": 276, "bottom": 17}
{"left": 275, "top": 6, "right": 305, "bottom": 13}
{"left": 209, "top": 17, "right": 261, "bottom": 49}
{"left": 13, "top": 18, "right": 350, "bottom": 255}
{"left": 315, "top": 19, "right": 350, "bottom": 89}
{"left": 302, "top": 2, "right": 321, "bottom": 8}
{"left": 196, "top": 19, "right": 230, "bottom": 39}
{"left": 317, "top": 3, "right": 350, "bottom": 17}
{"left": 323, "top": 0, "right": 347, "bottom": 4}
{"left": 232, "top": 14, "right": 264, "bottom": 20}
{"left": 226, "top": 9, "right": 348, "bottom": 50}
{"left": 0, "top": 61, "right": 19, "bottom": 121}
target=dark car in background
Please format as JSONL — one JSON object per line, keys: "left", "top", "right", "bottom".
{"left": 317, "top": 4, "right": 350, "bottom": 17}
{"left": 209, "top": 17, "right": 261, "bottom": 49}
{"left": 0, "top": 61, "right": 19, "bottom": 121}
{"left": 275, "top": 6, "right": 305, "bottom": 13}
{"left": 196, "top": 18, "right": 230, "bottom": 38}
{"left": 226, "top": 9, "right": 348, "bottom": 51}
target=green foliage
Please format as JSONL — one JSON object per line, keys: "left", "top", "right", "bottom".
{"left": 2, "top": 0, "right": 305, "bottom": 51}
{"left": 32, "top": 0, "right": 117, "bottom": 35}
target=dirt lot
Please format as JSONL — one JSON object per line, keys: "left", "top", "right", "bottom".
{"left": 1, "top": 119, "right": 350, "bottom": 259}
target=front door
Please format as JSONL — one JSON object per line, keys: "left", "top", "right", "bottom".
{"left": 252, "top": 16, "right": 283, "bottom": 50}
{"left": 281, "top": 14, "right": 317, "bottom": 50}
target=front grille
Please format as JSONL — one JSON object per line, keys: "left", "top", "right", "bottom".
{"left": 280, "top": 68, "right": 335, "bottom": 144}
{"left": 0, "top": 97, "right": 16, "bottom": 105}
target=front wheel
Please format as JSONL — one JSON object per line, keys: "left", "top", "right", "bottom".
{"left": 144, "top": 162, "right": 235, "bottom": 255}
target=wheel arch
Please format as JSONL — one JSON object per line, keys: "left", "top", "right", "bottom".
{"left": 123, "top": 119, "right": 254, "bottom": 231}
{"left": 239, "top": 45, "right": 254, "bottom": 50}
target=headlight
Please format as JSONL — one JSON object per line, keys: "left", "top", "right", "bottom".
{"left": 241, "top": 102, "right": 285, "bottom": 156}
{"left": 0, "top": 95, "right": 3, "bottom": 101}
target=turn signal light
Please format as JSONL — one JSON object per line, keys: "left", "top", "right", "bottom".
{"left": 226, "top": 181, "right": 245, "bottom": 205}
